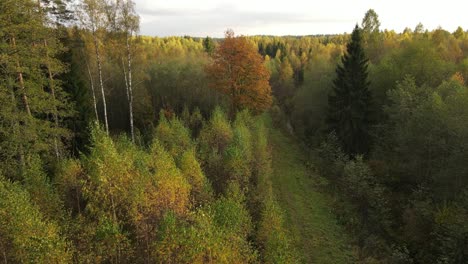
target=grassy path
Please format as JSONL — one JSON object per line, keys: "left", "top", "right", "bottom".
{"left": 268, "top": 122, "right": 357, "bottom": 263}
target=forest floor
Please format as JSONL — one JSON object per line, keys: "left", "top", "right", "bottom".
{"left": 267, "top": 118, "right": 358, "bottom": 263}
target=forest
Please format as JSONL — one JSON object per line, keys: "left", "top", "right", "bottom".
{"left": 1, "top": 0, "right": 468, "bottom": 263}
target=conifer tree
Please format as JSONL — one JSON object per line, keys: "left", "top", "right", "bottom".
{"left": 327, "top": 25, "right": 374, "bottom": 156}
{"left": 0, "top": 0, "right": 72, "bottom": 176}
{"left": 203, "top": 36, "right": 215, "bottom": 55}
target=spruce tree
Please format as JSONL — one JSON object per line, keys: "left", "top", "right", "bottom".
{"left": 327, "top": 25, "right": 374, "bottom": 156}
{"left": 203, "top": 36, "right": 215, "bottom": 55}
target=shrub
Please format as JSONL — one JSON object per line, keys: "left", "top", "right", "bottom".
{"left": 155, "top": 111, "right": 194, "bottom": 164}
{"left": 0, "top": 176, "right": 71, "bottom": 263}
{"left": 179, "top": 149, "right": 213, "bottom": 206}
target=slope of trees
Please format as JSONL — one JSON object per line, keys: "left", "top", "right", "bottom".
{"left": 1, "top": 1, "right": 468, "bottom": 262}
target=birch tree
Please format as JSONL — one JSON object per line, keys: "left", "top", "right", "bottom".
{"left": 79, "top": 0, "right": 110, "bottom": 134}
{"left": 117, "top": 0, "right": 139, "bottom": 142}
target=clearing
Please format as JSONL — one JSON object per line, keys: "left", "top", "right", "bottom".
{"left": 268, "top": 119, "right": 357, "bottom": 263}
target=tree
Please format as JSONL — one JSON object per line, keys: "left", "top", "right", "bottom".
{"left": 327, "top": 25, "right": 374, "bottom": 156}
{"left": 361, "top": 9, "right": 382, "bottom": 62}
{"left": 0, "top": 176, "right": 71, "bottom": 262}
{"left": 203, "top": 36, "right": 215, "bottom": 55}
{"left": 453, "top": 26, "right": 465, "bottom": 39}
{"left": 414, "top": 22, "right": 425, "bottom": 35}
{"left": 117, "top": 0, "right": 139, "bottom": 142}
{"left": 362, "top": 9, "right": 380, "bottom": 35}
{"left": 206, "top": 30, "right": 272, "bottom": 116}
{"left": 79, "top": 0, "right": 110, "bottom": 134}
{"left": 0, "top": 0, "right": 72, "bottom": 176}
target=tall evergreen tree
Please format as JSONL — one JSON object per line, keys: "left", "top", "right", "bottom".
{"left": 327, "top": 25, "right": 374, "bottom": 156}
{"left": 203, "top": 36, "right": 215, "bottom": 55}
{"left": 0, "top": 0, "right": 72, "bottom": 177}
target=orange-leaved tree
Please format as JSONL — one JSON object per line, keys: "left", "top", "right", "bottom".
{"left": 206, "top": 30, "right": 272, "bottom": 116}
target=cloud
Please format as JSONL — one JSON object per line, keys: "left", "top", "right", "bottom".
{"left": 137, "top": 5, "right": 354, "bottom": 37}
{"left": 133, "top": 0, "right": 467, "bottom": 37}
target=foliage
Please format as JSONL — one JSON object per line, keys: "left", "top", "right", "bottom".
{"left": 0, "top": 176, "right": 71, "bottom": 263}
{"left": 206, "top": 30, "right": 272, "bottom": 115}
{"left": 155, "top": 112, "right": 194, "bottom": 164}
{"left": 0, "top": 0, "right": 72, "bottom": 178}
{"left": 1, "top": 2, "right": 468, "bottom": 262}
{"left": 327, "top": 25, "right": 374, "bottom": 156}
{"left": 198, "top": 107, "right": 234, "bottom": 193}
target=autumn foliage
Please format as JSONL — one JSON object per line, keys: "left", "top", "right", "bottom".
{"left": 206, "top": 30, "right": 272, "bottom": 115}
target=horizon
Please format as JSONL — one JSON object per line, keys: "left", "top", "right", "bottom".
{"left": 135, "top": 0, "right": 468, "bottom": 37}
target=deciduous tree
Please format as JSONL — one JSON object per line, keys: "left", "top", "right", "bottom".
{"left": 206, "top": 30, "right": 272, "bottom": 116}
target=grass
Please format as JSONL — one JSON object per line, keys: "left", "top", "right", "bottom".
{"left": 266, "top": 117, "right": 357, "bottom": 263}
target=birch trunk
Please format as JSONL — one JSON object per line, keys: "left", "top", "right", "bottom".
{"left": 126, "top": 33, "right": 135, "bottom": 142}
{"left": 93, "top": 29, "right": 109, "bottom": 134}
{"left": 86, "top": 57, "right": 99, "bottom": 122}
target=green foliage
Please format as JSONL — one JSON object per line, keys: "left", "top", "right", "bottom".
{"left": 0, "top": 0, "right": 73, "bottom": 178}
{"left": 145, "top": 55, "right": 221, "bottom": 117}
{"left": 225, "top": 112, "right": 254, "bottom": 190}
{"left": 257, "top": 198, "right": 296, "bottom": 264}
{"left": 198, "top": 107, "right": 234, "bottom": 193}
{"left": 153, "top": 205, "right": 257, "bottom": 264}
{"left": 327, "top": 25, "right": 374, "bottom": 156}
{"left": 203, "top": 36, "right": 215, "bottom": 55}
{"left": 2, "top": 2, "right": 468, "bottom": 262}
{"left": 269, "top": 118, "right": 357, "bottom": 263}
{"left": 0, "top": 176, "right": 71, "bottom": 263}
{"left": 316, "top": 132, "right": 349, "bottom": 180}
{"left": 155, "top": 111, "right": 194, "bottom": 164}
{"left": 180, "top": 149, "right": 213, "bottom": 206}
{"left": 54, "top": 158, "right": 85, "bottom": 215}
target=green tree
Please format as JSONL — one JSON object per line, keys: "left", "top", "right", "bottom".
{"left": 361, "top": 9, "right": 382, "bottom": 62}
{"left": 79, "top": 0, "right": 110, "bottom": 134}
{"left": 453, "top": 26, "right": 465, "bottom": 39}
{"left": 0, "top": 0, "right": 72, "bottom": 177}
{"left": 327, "top": 25, "right": 374, "bottom": 156}
{"left": 116, "top": 0, "right": 140, "bottom": 142}
{"left": 203, "top": 36, "right": 215, "bottom": 55}
{"left": 0, "top": 176, "right": 71, "bottom": 262}
{"left": 361, "top": 9, "right": 380, "bottom": 35}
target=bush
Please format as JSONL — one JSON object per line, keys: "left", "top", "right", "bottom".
{"left": 198, "top": 107, "right": 233, "bottom": 193}
{"left": 155, "top": 111, "right": 194, "bottom": 164}
{"left": 179, "top": 149, "right": 213, "bottom": 206}
{"left": 225, "top": 114, "right": 254, "bottom": 190}
{"left": 0, "top": 176, "right": 71, "bottom": 263}
{"left": 256, "top": 199, "right": 296, "bottom": 264}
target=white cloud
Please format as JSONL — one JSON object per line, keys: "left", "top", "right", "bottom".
{"left": 134, "top": 0, "right": 468, "bottom": 37}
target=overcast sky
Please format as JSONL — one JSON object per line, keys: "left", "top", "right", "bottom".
{"left": 134, "top": 0, "right": 468, "bottom": 37}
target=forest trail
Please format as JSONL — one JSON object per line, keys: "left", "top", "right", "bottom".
{"left": 268, "top": 119, "right": 357, "bottom": 263}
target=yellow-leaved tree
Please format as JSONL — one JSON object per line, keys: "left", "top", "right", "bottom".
{"left": 206, "top": 30, "right": 272, "bottom": 116}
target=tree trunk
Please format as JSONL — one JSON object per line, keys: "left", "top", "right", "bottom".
{"left": 37, "top": 0, "right": 60, "bottom": 160}
{"left": 11, "top": 36, "right": 31, "bottom": 116}
{"left": 44, "top": 39, "right": 61, "bottom": 159}
{"left": 10, "top": 84, "right": 25, "bottom": 174}
{"left": 126, "top": 33, "right": 135, "bottom": 142}
{"left": 93, "top": 30, "right": 109, "bottom": 134}
{"left": 85, "top": 56, "right": 99, "bottom": 122}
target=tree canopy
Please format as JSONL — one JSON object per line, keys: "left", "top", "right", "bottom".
{"left": 327, "top": 25, "right": 374, "bottom": 156}
{"left": 206, "top": 30, "right": 272, "bottom": 116}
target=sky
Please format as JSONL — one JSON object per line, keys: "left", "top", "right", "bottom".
{"left": 134, "top": 0, "right": 468, "bottom": 37}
